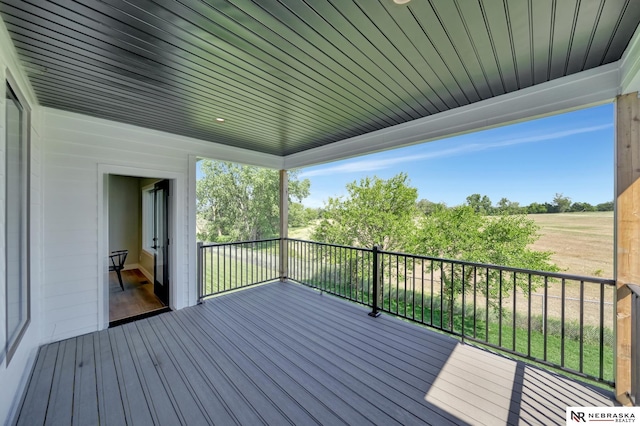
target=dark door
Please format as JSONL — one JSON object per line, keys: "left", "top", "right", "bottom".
{"left": 153, "top": 180, "right": 170, "bottom": 305}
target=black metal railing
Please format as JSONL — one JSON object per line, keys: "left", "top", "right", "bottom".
{"left": 287, "top": 239, "right": 374, "bottom": 306}
{"left": 630, "top": 284, "right": 640, "bottom": 405}
{"left": 287, "top": 239, "right": 616, "bottom": 385}
{"left": 198, "top": 239, "right": 279, "bottom": 299}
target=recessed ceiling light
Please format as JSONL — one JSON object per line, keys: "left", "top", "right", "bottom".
{"left": 393, "top": 0, "right": 411, "bottom": 4}
{"left": 216, "top": 118, "right": 225, "bottom": 122}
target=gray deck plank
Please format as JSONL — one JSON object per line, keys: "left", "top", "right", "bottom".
{"left": 135, "top": 317, "right": 213, "bottom": 425}
{"left": 16, "top": 342, "right": 60, "bottom": 426}
{"left": 108, "top": 325, "right": 155, "bottom": 425}
{"left": 264, "top": 283, "right": 615, "bottom": 404}
{"left": 121, "top": 321, "right": 182, "bottom": 426}
{"left": 191, "top": 303, "right": 379, "bottom": 426}
{"left": 16, "top": 282, "right": 616, "bottom": 426}
{"left": 215, "top": 284, "right": 476, "bottom": 425}
{"left": 94, "top": 329, "right": 127, "bottom": 425}
{"left": 217, "top": 283, "right": 613, "bottom": 425}
{"left": 157, "top": 310, "right": 267, "bottom": 425}
{"left": 146, "top": 313, "right": 242, "bottom": 425}
{"left": 208, "top": 295, "right": 446, "bottom": 425}
{"left": 172, "top": 308, "right": 312, "bottom": 425}
{"left": 73, "top": 333, "right": 100, "bottom": 426}
{"left": 170, "top": 308, "right": 291, "bottom": 425}
{"left": 44, "top": 339, "right": 75, "bottom": 426}
{"left": 232, "top": 285, "right": 511, "bottom": 421}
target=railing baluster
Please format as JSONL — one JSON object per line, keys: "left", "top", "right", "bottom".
{"left": 473, "top": 266, "right": 477, "bottom": 339}
{"left": 599, "top": 283, "right": 605, "bottom": 381}
{"left": 580, "top": 280, "right": 584, "bottom": 373}
{"left": 513, "top": 272, "right": 517, "bottom": 351}
{"left": 462, "top": 264, "right": 466, "bottom": 339}
{"left": 450, "top": 262, "right": 454, "bottom": 332}
{"left": 369, "top": 246, "right": 380, "bottom": 317}
{"left": 561, "top": 278, "right": 566, "bottom": 367}
{"left": 440, "top": 261, "right": 444, "bottom": 330}
{"left": 544, "top": 276, "right": 548, "bottom": 361}
{"left": 485, "top": 268, "right": 489, "bottom": 343}
{"left": 499, "top": 269, "right": 503, "bottom": 348}
{"left": 527, "top": 274, "right": 532, "bottom": 357}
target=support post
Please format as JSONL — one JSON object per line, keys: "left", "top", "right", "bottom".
{"left": 197, "top": 241, "right": 203, "bottom": 303}
{"left": 279, "top": 170, "right": 288, "bottom": 282}
{"left": 615, "top": 92, "right": 640, "bottom": 406}
{"left": 369, "top": 246, "right": 381, "bottom": 318}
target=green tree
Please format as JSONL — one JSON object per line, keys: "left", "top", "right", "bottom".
{"left": 569, "top": 202, "right": 596, "bottom": 212}
{"left": 417, "top": 198, "right": 445, "bottom": 215}
{"left": 526, "top": 202, "right": 547, "bottom": 214}
{"left": 596, "top": 201, "right": 614, "bottom": 211}
{"left": 410, "top": 205, "right": 558, "bottom": 322}
{"left": 495, "top": 197, "right": 523, "bottom": 215}
{"left": 288, "top": 202, "right": 308, "bottom": 228}
{"left": 312, "top": 173, "right": 417, "bottom": 251}
{"left": 465, "top": 193, "right": 492, "bottom": 215}
{"left": 196, "top": 160, "right": 310, "bottom": 242}
{"left": 552, "top": 193, "right": 572, "bottom": 213}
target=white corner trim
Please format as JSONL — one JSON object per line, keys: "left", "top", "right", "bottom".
{"left": 283, "top": 63, "right": 619, "bottom": 169}
{"left": 620, "top": 23, "right": 640, "bottom": 95}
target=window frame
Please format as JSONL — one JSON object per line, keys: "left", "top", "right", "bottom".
{"left": 5, "top": 74, "right": 31, "bottom": 365}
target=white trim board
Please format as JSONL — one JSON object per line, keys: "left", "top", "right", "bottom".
{"left": 97, "top": 164, "right": 186, "bottom": 330}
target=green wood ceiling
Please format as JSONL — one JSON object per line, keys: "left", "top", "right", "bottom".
{"left": 1, "top": 0, "right": 638, "bottom": 156}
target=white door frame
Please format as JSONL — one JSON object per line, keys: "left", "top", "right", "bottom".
{"left": 97, "top": 164, "right": 185, "bottom": 330}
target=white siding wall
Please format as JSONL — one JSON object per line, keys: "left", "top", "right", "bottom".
{"left": 0, "top": 18, "right": 44, "bottom": 425}
{"left": 41, "top": 108, "right": 283, "bottom": 343}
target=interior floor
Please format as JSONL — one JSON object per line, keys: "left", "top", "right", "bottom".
{"left": 109, "top": 269, "right": 166, "bottom": 324}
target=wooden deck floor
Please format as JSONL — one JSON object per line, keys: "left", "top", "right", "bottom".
{"left": 16, "top": 282, "right": 615, "bottom": 425}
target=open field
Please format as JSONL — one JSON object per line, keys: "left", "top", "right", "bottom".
{"left": 527, "top": 212, "right": 613, "bottom": 278}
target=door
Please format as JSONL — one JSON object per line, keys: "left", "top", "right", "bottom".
{"left": 153, "top": 180, "right": 170, "bottom": 305}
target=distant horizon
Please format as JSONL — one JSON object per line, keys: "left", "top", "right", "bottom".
{"left": 297, "top": 104, "right": 614, "bottom": 209}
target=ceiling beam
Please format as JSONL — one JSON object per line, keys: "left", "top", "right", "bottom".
{"left": 284, "top": 63, "right": 620, "bottom": 169}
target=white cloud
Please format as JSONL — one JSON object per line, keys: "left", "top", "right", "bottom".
{"left": 299, "top": 123, "right": 612, "bottom": 178}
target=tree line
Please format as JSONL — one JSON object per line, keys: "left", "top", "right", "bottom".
{"left": 196, "top": 160, "right": 611, "bottom": 245}
{"left": 421, "top": 193, "right": 613, "bottom": 216}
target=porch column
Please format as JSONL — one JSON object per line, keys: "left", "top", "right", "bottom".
{"left": 279, "top": 169, "right": 288, "bottom": 282}
{"left": 615, "top": 92, "right": 639, "bottom": 406}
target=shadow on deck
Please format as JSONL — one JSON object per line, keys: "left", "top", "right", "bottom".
{"left": 15, "top": 281, "right": 615, "bottom": 425}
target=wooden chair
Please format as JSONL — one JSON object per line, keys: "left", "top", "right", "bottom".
{"left": 109, "top": 250, "right": 128, "bottom": 291}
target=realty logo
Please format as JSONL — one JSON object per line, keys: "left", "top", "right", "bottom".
{"left": 571, "top": 411, "right": 586, "bottom": 422}
{"left": 566, "top": 407, "right": 639, "bottom": 424}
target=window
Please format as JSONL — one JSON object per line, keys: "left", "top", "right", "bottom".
{"left": 5, "top": 81, "right": 30, "bottom": 363}
{"left": 142, "top": 185, "right": 155, "bottom": 252}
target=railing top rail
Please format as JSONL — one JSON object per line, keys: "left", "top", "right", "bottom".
{"left": 199, "top": 238, "right": 280, "bottom": 248}
{"left": 287, "top": 238, "right": 615, "bottom": 286}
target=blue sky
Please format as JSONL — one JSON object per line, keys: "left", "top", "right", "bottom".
{"left": 297, "top": 103, "right": 614, "bottom": 209}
